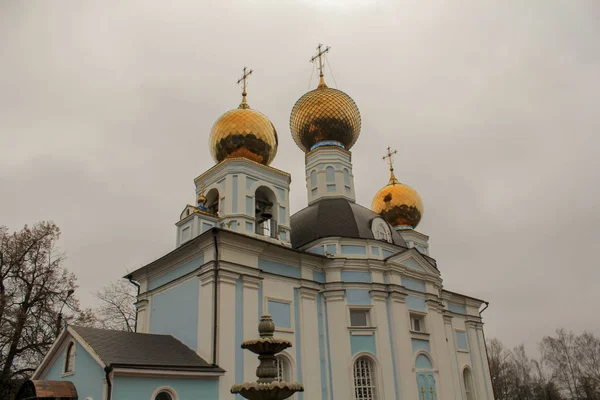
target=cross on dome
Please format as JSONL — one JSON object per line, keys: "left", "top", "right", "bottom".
{"left": 310, "top": 44, "right": 331, "bottom": 87}
{"left": 237, "top": 66, "right": 253, "bottom": 109}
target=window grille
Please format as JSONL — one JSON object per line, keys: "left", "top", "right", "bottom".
{"left": 353, "top": 357, "right": 376, "bottom": 400}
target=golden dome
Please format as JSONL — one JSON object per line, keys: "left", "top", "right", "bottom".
{"left": 372, "top": 172, "right": 424, "bottom": 229}
{"left": 290, "top": 78, "right": 361, "bottom": 153}
{"left": 209, "top": 96, "right": 278, "bottom": 165}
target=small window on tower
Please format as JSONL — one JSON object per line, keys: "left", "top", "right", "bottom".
{"left": 350, "top": 309, "right": 370, "bottom": 327}
{"left": 410, "top": 313, "right": 425, "bottom": 332}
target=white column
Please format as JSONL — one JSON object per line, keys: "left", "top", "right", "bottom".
{"left": 135, "top": 299, "right": 149, "bottom": 333}
{"left": 389, "top": 291, "right": 418, "bottom": 399}
{"left": 466, "top": 321, "right": 486, "bottom": 400}
{"left": 243, "top": 276, "right": 261, "bottom": 384}
{"left": 299, "top": 288, "right": 322, "bottom": 400}
{"left": 371, "top": 290, "right": 396, "bottom": 400}
{"left": 198, "top": 269, "right": 215, "bottom": 362}
{"left": 426, "top": 300, "right": 454, "bottom": 399}
{"left": 443, "top": 314, "right": 463, "bottom": 400}
{"left": 476, "top": 325, "right": 495, "bottom": 399}
{"left": 323, "top": 290, "right": 352, "bottom": 400}
{"left": 217, "top": 271, "right": 240, "bottom": 399}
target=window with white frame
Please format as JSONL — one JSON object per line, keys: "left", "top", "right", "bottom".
{"left": 64, "top": 342, "right": 76, "bottom": 373}
{"left": 153, "top": 388, "right": 176, "bottom": 400}
{"left": 353, "top": 356, "right": 376, "bottom": 400}
{"left": 275, "top": 355, "right": 291, "bottom": 382}
{"left": 350, "top": 309, "right": 370, "bottom": 327}
{"left": 410, "top": 313, "right": 425, "bottom": 332}
{"left": 464, "top": 368, "right": 475, "bottom": 400}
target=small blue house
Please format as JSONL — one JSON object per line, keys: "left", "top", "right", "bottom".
{"left": 32, "top": 326, "right": 224, "bottom": 400}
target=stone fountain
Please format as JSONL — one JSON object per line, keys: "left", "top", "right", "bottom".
{"left": 231, "top": 315, "right": 304, "bottom": 400}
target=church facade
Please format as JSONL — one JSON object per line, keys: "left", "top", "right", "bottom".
{"left": 33, "top": 48, "right": 494, "bottom": 400}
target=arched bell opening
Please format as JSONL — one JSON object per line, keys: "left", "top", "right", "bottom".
{"left": 205, "top": 188, "right": 220, "bottom": 215}
{"left": 255, "top": 186, "right": 278, "bottom": 238}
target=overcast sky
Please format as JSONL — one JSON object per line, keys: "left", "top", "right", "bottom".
{"left": 1, "top": 0, "right": 599, "bottom": 354}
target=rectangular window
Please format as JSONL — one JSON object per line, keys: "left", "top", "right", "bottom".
{"left": 181, "top": 226, "right": 191, "bottom": 242}
{"left": 268, "top": 300, "right": 292, "bottom": 329}
{"left": 350, "top": 309, "right": 370, "bottom": 327}
{"left": 326, "top": 184, "right": 336, "bottom": 192}
{"left": 456, "top": 331, "right": 468, "bottom": 350}
{"left": 410, "top": 313, "right": 425, "bottom": 332}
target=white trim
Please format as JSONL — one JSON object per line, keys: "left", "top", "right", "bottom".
{"left": 151, "top": 386, "right": 178, "bottom": 400}
{"left": 61, "top": 340, "right": 77, "bottom": 377}
{"left": 113, "top": 368, "right": 224, "bottom": 378}
{"left": 32, "top": 329, "right": 69, "bottom": 379}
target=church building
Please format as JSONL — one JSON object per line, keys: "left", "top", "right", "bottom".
{"left": 32, "top": 47, "right": 494, "bottom": 400}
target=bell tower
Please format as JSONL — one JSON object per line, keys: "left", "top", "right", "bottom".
{"left": 176, "top": 68, "right": 291, "bottom": 247}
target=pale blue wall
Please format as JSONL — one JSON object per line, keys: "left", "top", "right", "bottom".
{"left": 42, "top": 341, "right": 104, "bottom": 400}
{"left": 456, "top": 331, "right": 468, "bottom": 350}
{"left": 148, "top": 255, "right": 204, "bottom": 291}
{"left": 448, "top": 303, "right": 467, "bottom": 314}
{"left": 350, "top": 335, "right": 376, "bottom": 355}
{"left": 406, "top": 295, "right": 426, "bottom": 312}
{"left": 415, "top": 354, "right": 433, "bottom": 370}
{"left": 345, "top": 289, "right": 371, "bottom": 305}
{"left": 258, "top": 259, "right": 301, "bottom": 279}
{"left": 326, "top": 244, "right": 336, "bottom": 255}
{"left": 403, "top": 277, "right": 426, "bottom": 292}
{"left": 150, "top": 278, "right": 199, "bottom": 350}
{"left": 113, "top": 376, "right": 219, "bottom": 400}
{"left": 382, "top": 249, "right": 394, "bottom": 258}
{"left": 232, "top": 175, "right": 238, "bottom": 213}
{"left": 412, "top": 339, "right": 431, "bottom": 354}
{"left": 309, "top": 246, "right": 325, "bottom": 255}
{"left": 313, "top": 271, "right": 326, "bottom": 283}
{"left": 341, "top": 271, "right": 371, "bottom": 283}
{"left": 268, "top": 300, "right": 291, "bottom": 329}
{"left": 341, "top": 245, "right": 366, "bottom": 255}
{"left": 403, "top": 258, "right": 425, "bottom": 271}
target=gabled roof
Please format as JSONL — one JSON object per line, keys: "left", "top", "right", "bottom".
{"left": 70, "top": 326, "right": 224, "bottom": 372}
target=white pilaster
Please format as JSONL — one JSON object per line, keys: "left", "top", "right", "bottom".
{"left": 299, "top": 288, "right": 322, "bottom": 400}
{"left": 370, "top": 291, "right": 396, "bottom": 400}
{"left": 323, "top": 290, "right": 352, "bottom": 400}
{"left": 389, "top": 291, "right": 418, "bottom": 399}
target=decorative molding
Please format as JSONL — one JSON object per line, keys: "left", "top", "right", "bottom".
{"left": 322, "top": 289, "right": 345, "bottom": 302}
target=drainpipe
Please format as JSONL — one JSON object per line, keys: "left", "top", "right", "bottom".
{"left": 104, "top": 366, "right": 113, "bottom": 400}
{"left": 126, "top": 276, "right": 141, "bottom": 332}
{"left": 479, "top": 302, "right": 493, "bottom": 390}
{"left": 212, "top": 229, "right": 220, "bottom": 366}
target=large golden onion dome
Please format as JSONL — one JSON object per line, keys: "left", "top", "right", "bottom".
{"left": 372, "top": 170, "right": 424, "bottom": 229}
{"left": 209, "top": 78, "right": 278, "bottom": 165}
{"left": 290, "top": 77, "right": 361, "bottom": 152}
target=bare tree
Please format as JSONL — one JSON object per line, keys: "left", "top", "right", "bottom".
{"left": 541, "top": 329, "right": 583, "bottom": 399}
{"left": 488, "top": 338, "right": 516, "bottom": 400}
{"left": 93, "top": 279, "right": 137, "bottom": 332}
{"left": 0, "top": 222, "right": 86, "bottom": 397}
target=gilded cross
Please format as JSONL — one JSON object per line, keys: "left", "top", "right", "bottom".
{"left": 382, "top": 147, "right": 398, "bottom": 171}
{"left": 237, "top": 67, "right": 253, "bottom": 96}
{"left": 310, "top": 43, "right": 331, "bottom": 78}
{"left": 420, "top": 386, "right": 426, "bottom": 400}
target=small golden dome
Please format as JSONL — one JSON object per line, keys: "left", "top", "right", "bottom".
{"left": 290, "top": 79, "right": 361, "bottom": 153}
{"left": 372, "top": 172, "right": 424, "bottom": 229}
{"left": 209, "top": 97, "right": 278, "bottom": 166}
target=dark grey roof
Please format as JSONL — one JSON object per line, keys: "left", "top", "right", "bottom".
{"left": 290, "top": 198, "right": 408, "bottom": 249}
{"left": 71, "top": 326, "right": 224, "bottom": 372}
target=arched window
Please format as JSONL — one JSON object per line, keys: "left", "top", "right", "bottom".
{"left": 353, "top": 356, "right": 376, "bottom": 400}
{"left": 152, "top": 387, "right": 177, "bottom": 400}
{"left": 464, "top": 368, "right": 475, "bottom": 400}
{"left": 310, "top": 170, "right": 317, "bottom": 187}
{"left": 325, "top": 167, "right": 335, "bottom": 182}
{"left": 64, "top": 342, "right": 76, "bottom": 373}
{"left": 343, "top": 168, "right": 350, "bottom": 185}
{"left": 275, "top": 355, "right": 291, "bottom": 382}
{"left": 415, "top": 354, "right": 433, "bottom": 370}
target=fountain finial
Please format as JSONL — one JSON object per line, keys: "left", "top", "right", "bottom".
{"left": 231, "top": 315, "right": 304, "bottom": 400}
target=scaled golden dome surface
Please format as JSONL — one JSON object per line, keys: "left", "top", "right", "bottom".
{"left": 372, "top": 173, "right": 423, "bottom": 229}
{"left": 290, "top": 81, "right": 361, "bottom": 152}
{"left": 209, "top": 102, "right": 278, "bottom": 165}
